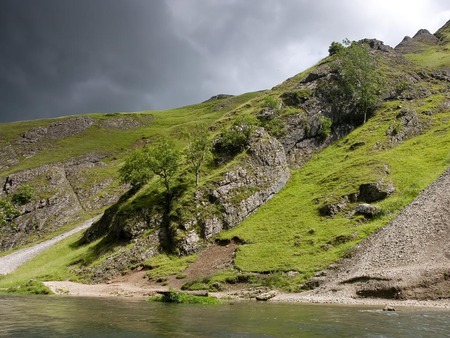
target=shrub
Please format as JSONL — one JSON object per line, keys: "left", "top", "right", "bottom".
{"left": 262, "top": 96, "right": 279, "bottom": 110}
{"left": 6, "top": 280, "right": 53, "bottom": 295}
{"left": 318, "top": 115, "right": 333, "bottom": 139}
{"left": 11, "top": 185, "right": 34, "bottom": 205}
{"left": 328, "top": 41, "right": 345, "bottom": 56}
{"left": 149, "top": 291, "right": 221, "bottom": 305}
{"left": 0, "top": 199, "right": 20, "bottom": 227}
{"left": 215, "top": 115, "right": 259, "bottom": 155}
{"left": 261, "top": 117, "right": 286, "bottom": 138}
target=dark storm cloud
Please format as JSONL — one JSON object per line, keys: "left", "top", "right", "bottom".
{"left": 0, "top": 0, "right": 207, "bottom": 122}
{"left": 0, "top": 0, "right": 449, "bottom": 123}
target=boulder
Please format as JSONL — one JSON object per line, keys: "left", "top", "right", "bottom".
{"left": 360, "top": 38, "right": 393, "bottom": 52}
{"left": 355, "top": 203, "right": 381, "bottom": 218}
{"left": 358, "top": 181, "right": 394, "bottom": 203}
{"left": 256, "top": 291, "right": 277, "bottom": 301}
{"left": 319, "top": 201, "right": 348, "bottom": 217}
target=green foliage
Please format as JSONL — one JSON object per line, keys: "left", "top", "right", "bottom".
{"left": 183, "top": 124, "right": 212, "bottom": 186}
{"left": 0, "top": 198, "right": 20, "bottom": 227}
{"left": 147, "top": 139, "right": 181, "bottom": 195}
{"left": 119, "top": 147, "right": 153, "bottom": 188}
{"left": 149, "top": 291, "right": 221, "bottom": 305}
{"left": 5, "top": 279, "right": 53, "bottom": 295}
{"left": 262, "top": 96, "right": 279, "bottom": 110}
{"left": 215, "top": 115, "right": 259, "bottom": 155}
{"left": 328, "top": 41, "right": 345, "bottom": 56}
{"left": 262, "top": 117, "right": 286, "bottom": 138}
{"left": 11, "top": 184, "right": 34, "bottom": 205}
{"left": 336, "top": 40, "right": 385, "bottom": 123}
{"left": 318, "top": 115, "right": 333, "bottom": 139}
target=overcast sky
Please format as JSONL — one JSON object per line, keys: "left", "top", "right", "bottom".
{"left": 0, "top": 0, "right": 449, "bottom": 123}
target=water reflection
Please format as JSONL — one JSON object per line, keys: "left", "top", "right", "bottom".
{"left": 0, "top": 295, "right": 449, "bottom": 337}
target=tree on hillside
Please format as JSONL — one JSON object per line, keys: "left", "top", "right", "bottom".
{"left": 215, "top": 115, "right": 259, "bottom": 156}
{"left": 119, "top": 138, "right": 181, "bottom": 195}
{"left": 335, "top": 40, "right": 385, "bottom": 123}
{"left": 119, "top": 147, "right": 153, "bottom": 189}
{"left": 0, "top": 199, "right": 20, "bottom": 227}
{"left": 183, "top": 124, "right": 212, "bottom": 187}
{"left": 147, "top": 138, "right": 181, "bottom": 196}
{"left": 328, "top": 41, "right": 344, "bottom": 56}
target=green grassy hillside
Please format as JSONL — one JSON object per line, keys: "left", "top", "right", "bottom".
{"left": 1, "top": 22, "right": 449, "bottom": 292}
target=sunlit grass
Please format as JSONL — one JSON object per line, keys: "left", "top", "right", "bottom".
{"left": 218, "top": 103, "right": 450, "bottom": 282}
{"left": 0, "top": 232, "right": 100, "bottom": 289}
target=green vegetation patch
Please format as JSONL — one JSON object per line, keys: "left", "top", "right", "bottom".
{"left": 149, "top": 291, "right": 221, "bottom": 305}
{"left": 4, "top": 279, "right": 52, "bottom": 295}
{"left": 144, "top": 254, "right": 198, "bottom": 280}
{"left": 0, "top": 232, "right": 99, "bottom": 289}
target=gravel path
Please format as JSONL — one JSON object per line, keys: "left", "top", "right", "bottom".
{"left": 0, "top": 217, "right": 98, "bottom": 275}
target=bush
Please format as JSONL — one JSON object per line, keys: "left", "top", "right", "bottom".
{"left": 328, "top": 41, "right": 345, "bottom": 56}
{"left": 11, "top": 185, "right": 34, "bottom": 205}
{"left": 262, "top": 96, "right": 279, "bottom": 110}
{"left": 262, "top": 117, "right": 286, "bottom": 138}
{"left": 6, "top": 280, "right": 53, "bottom": 295}
{"left": 215, "top": 115, "right": 259, "bottom": 155}
{"left": 318, "top": 116, "right": 333, "bottom": 139}
{"left": 149, "top": 291, "right": 221, "bottom": 305}
{"left": 0, "top": 199, "right": 20, "bottom": 227}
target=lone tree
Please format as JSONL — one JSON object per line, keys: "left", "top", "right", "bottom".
{"left": 335, "top": 39, "right": 385, "bottom": 123}
{"left": 119, "top": 138, "right": 181, "bottom": 195}
{"left": 119, "top": 147, "right": 153, "bottom": 189}
{"left": 147, "top": 138, "right": 181, "bottom": 196}
{"left": 183, "top": 124, "right": 211, "bottom": 187}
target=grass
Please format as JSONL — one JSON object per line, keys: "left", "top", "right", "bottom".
{"left": 0, "top": 232, "right": 100, "bottom": 290}
{"left": 0, "top": 92, "right": 261, "bottom": 176}
{"left": 3, "top": 279, "right": 53, "bottom": 295}
{"left": 217, "top": 100, "right": 450, "bottom": 288}
{"left": 143, "top": 254, "right": 198, "bottom": 281}
{"left": 405, "top": 48, "right": 450, "bottom": 69}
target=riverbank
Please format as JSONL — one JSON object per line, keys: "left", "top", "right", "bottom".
{"left": 43, "top": 271, "right": 450, "bottom": 310}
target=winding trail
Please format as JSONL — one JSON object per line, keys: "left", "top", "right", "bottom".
{"left": 0, "top": 217, "right": 98, "bottom": 275}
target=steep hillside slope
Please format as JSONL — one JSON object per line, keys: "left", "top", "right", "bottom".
{"left": 0, "top": 94, "right": 258, "bottom": 250}
{"left": 1, "top": 21, "right": 449, "bottom": 299}
{"left": 296, "top": 167, "right": 450, "bottom": 301}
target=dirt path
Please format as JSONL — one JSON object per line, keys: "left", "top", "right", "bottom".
{"left": 0, "top": 217, "right": 99, "bottom": 275}
{"left": 45, "top": 242, "right": 237, "bottom": 299}
{"left": 45, "top": 271, "right": 163, "bottom": 299}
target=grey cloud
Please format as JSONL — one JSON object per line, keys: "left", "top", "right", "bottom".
{"left": 0, "top": 0, "right": 207, "bottom": 122}
{"left": 0, "top": 0, "right": 449, "bottom": 123}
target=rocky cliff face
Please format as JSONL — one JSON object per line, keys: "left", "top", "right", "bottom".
{"left": 79, "top": 128, "right": 290, "bottom": 278}
{"left": 0, "top": 154, "right": 127, "bottom": 251}
{"left": 0, "top": 115, "right": 150, "bottom": 251}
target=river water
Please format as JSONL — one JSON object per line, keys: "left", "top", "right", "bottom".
{"left": 0, "top": 295, "right": 449, "bottom": 337}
